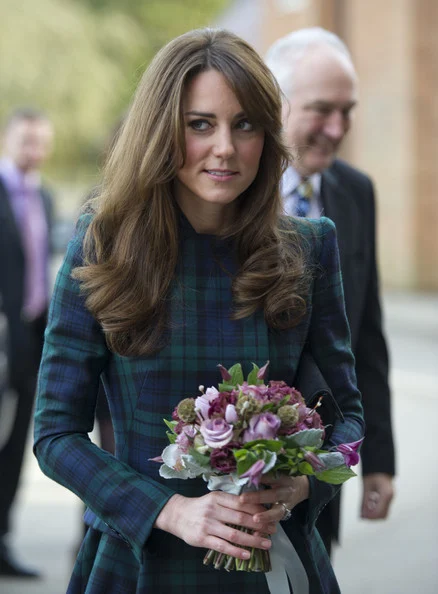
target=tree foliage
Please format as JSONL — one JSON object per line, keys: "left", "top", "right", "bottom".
{"left": 0, "top": 0, "right": 230, "bottom": 178}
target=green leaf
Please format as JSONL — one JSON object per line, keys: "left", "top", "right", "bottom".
{"left": 260, "top": 450, "right": 277, "bottom": 473}
{"left": 163, "top": 419, "right": 178, "bottom": 433}
{"left": 166, "top": 431, "right": 177, "bottom": 444}
{"left": 243, "top": 439, "right": 284, "bottom": 452}
{"left": 284, "top": 429, "right": 324, "bottom": 449}
{"left": 260, "top": 403, "right": 276, "bottom": 412}
{"left": 228, "top": 363, "right": 244, "bottom": 386}
{"left": 298, "top": 461, "right": 315, "bottom": 475}
{"left": 316, "top": 452, "right": 345, "bottom": 469}
{"left": 218, "top": 383, "right": 234, "bottom": 392}
{"left": 189, "top": 448, "right": 211, "bottom": 468}
{"left": 233, "top": 448, "right": 250, "bottom": 461}
{"left": 246, "top": 363, "right": 259, "bottom": 386}
{"left": 236, "top": 451, "right": 258, "bottom": 476}
{"left": 180, "top": 453, "right": 211, "bottom": 476}
{"left": 315, "top": 466, "right": 357, "bottom": 485}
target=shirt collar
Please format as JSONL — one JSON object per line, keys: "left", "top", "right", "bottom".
{"left": 0, "top": 157, "right": 41, "bottom": 192}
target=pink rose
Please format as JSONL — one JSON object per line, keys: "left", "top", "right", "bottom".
{"left": 175, "top": 424, "right": 196, "bottom": 453}
{"left": 195, "top": 387, "right": 219, "bottom": 419}
{"left": 243, "top": 412, "right": 281, "bottom": 442}
{"left": 200, "top": 418, "right": 234, "bottom": 448}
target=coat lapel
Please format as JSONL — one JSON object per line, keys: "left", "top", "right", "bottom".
{"left": 320, "top": 164, "right": 364, "bottom": 345}
{"left": 321, "top": 165, "right": 364, "bottom": 263}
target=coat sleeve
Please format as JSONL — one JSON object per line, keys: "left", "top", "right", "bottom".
{"left": 33, "top": 216, "right": 176, "bottom": 564}
{"left": 353, "top": 180, "right": 395, "bottom": 476}
{"left": 294, "top": 217, "right": 365, "bottom": 532}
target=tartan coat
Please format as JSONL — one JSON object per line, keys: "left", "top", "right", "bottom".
{"left": 34, "top": 212, "right": 364, "bottom": 594}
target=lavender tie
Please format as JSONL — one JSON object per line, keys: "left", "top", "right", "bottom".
{"left": 20, "top": 183, "right": 48, "bottom": 321}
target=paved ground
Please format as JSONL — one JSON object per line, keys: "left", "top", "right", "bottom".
{"left": 0, "top": 290, "right": 437, "bottom": 594}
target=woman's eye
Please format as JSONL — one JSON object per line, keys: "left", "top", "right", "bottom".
{"left": 188, "top": 119, "right": 210, "bottom": 131}
{"left": 236, "top": 119, "right": 254, "bottom": 131}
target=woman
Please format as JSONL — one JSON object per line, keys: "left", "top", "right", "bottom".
{"left": 34, "top": 28, "right": 363, "bottom": 593}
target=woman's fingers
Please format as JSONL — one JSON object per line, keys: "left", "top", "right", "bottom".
{"left": 211, "top": 491, "right": 276, "bottom": 533}
{"left": 239, "top": 476, "right": 310, "bottom": 524}
{"left": 253, "top": 502, "right": 286, "bottom": 524}
{"left": 170, "top": 492, "right": 276, "bottom": 558}
{"left": 213, "top": 522, "right": 272, "bottom": 552}
{"left": 202, "top": 535, "right": 251, "bottom": 561}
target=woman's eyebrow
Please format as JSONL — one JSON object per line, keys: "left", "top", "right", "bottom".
{"left": 184, "top": 110, "right": 246, "bottom": 119}
{"left": 185, "top": 110, "right": 216, "bottom": 118}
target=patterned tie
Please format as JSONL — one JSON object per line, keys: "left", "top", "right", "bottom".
{"left": 295, "top": 178, "right": 313, "bottom": 218}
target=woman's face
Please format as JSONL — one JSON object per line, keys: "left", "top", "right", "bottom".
{"left": 175, "top": 69, "right": 265, "bottom": 223}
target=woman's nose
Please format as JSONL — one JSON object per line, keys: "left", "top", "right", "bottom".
{"left": 212, "top": 127, "right": 236, "bottom": 159}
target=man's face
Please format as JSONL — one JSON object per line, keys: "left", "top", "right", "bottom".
{"left": 282, "top": 48, "right": 358, "bottom": 176}
{"left": 3, "top": 118, "right": 54, "bottom": 173}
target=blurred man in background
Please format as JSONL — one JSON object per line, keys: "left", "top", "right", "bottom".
{"left": 266, "top": 28, "right": 395, "bottom": 557}
{"left": 0, "top": 107, "right": 54, "bottom": 577}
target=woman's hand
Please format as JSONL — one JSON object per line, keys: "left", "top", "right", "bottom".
{"left": 239, "top": 475, "right": 310, "bottom": 525}
{"left": 154, "top": 491, "right": 277, "bottom": 560}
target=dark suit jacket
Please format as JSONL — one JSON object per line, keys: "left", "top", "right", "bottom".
{"left": 0, "top": 177, "right": 53, "bottom": 381}
{"left": 315, "top": 158, "right": 395, "bottom": 541}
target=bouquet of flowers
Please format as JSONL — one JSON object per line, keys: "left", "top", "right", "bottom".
{"left": 152, "top": 362, "right": 361, "bottom": 573}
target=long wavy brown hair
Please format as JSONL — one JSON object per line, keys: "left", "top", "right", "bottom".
{"left": 73, "top": 28, "right": 312, "bottom": 357}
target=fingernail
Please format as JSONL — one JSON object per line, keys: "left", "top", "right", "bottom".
{"left": 242, "top": 551, "right": 250, "bottom": 559}
{"left": 261, "top": 540, "right": 271, "bottom": 549}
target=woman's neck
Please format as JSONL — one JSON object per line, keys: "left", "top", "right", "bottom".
{"left": 177, "top": 200, "right": 236, "bottom": 235}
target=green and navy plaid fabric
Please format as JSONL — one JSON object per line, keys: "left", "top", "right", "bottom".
{"left": 34, "top": 213, "right": 363, "bottom": 594}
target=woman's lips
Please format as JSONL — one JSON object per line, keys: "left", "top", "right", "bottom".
{"left": 204, "top": 169, "right": 239, "bottom": 181}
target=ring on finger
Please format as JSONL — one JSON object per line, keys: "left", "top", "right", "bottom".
{"left": 276, "top": 501, "right": 292, "bottom": 522}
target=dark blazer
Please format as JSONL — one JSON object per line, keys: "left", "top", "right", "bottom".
{"left": 0, "top": 178, "right": 53, "bottom": 378}
{"left": 316, "top": 158, "right": 395, "bottom": 542}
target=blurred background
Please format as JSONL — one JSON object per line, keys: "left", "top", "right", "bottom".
{"left": 0, "top": 0, "right": 437, "bottom": 593}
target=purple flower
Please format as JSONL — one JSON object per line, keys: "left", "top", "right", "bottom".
{"left": 175, "top": 424, "right": 196, "bottom": 453}
{"left": 217, "top": 364, "right": 232, "bottom": 381}
{"left": 176, "top": 431, "right": 190, "bottom": 453}
{"left": 210, "top": 442, "right": 239, "bottom": 473}
{"left": 335, "top": 438, "right": 364, "bottom": 467}
{"left": 303, "top": 450, "right": 326, "bottom": 471}
{"left": 225, "top": 404, "right": 238, "bottom": 424}
{"left": 240, "top": 459, "right": 266, "bottom": 487}
{"left": 267, "top": 383, "right": 305, "bottom": 406}
{"left": 200, "top": 418, "right": 234, "bottom": 448}
{"left": 208, "top": 392, "right": 237, "bottom": 418}
{"left": 298, "top": 405, "right": 324, "bottom": 430}
{"left": 195, "top": 386, "right": 219, "bottom": 419}
{"left": 239, "top": 383, "right": 269, "bottom": 401}
{"left": 243, "top": 412, "right": 281, "bottom": 442}
{"left": 257, "top": 361, "right": 270, "bottom": 380}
